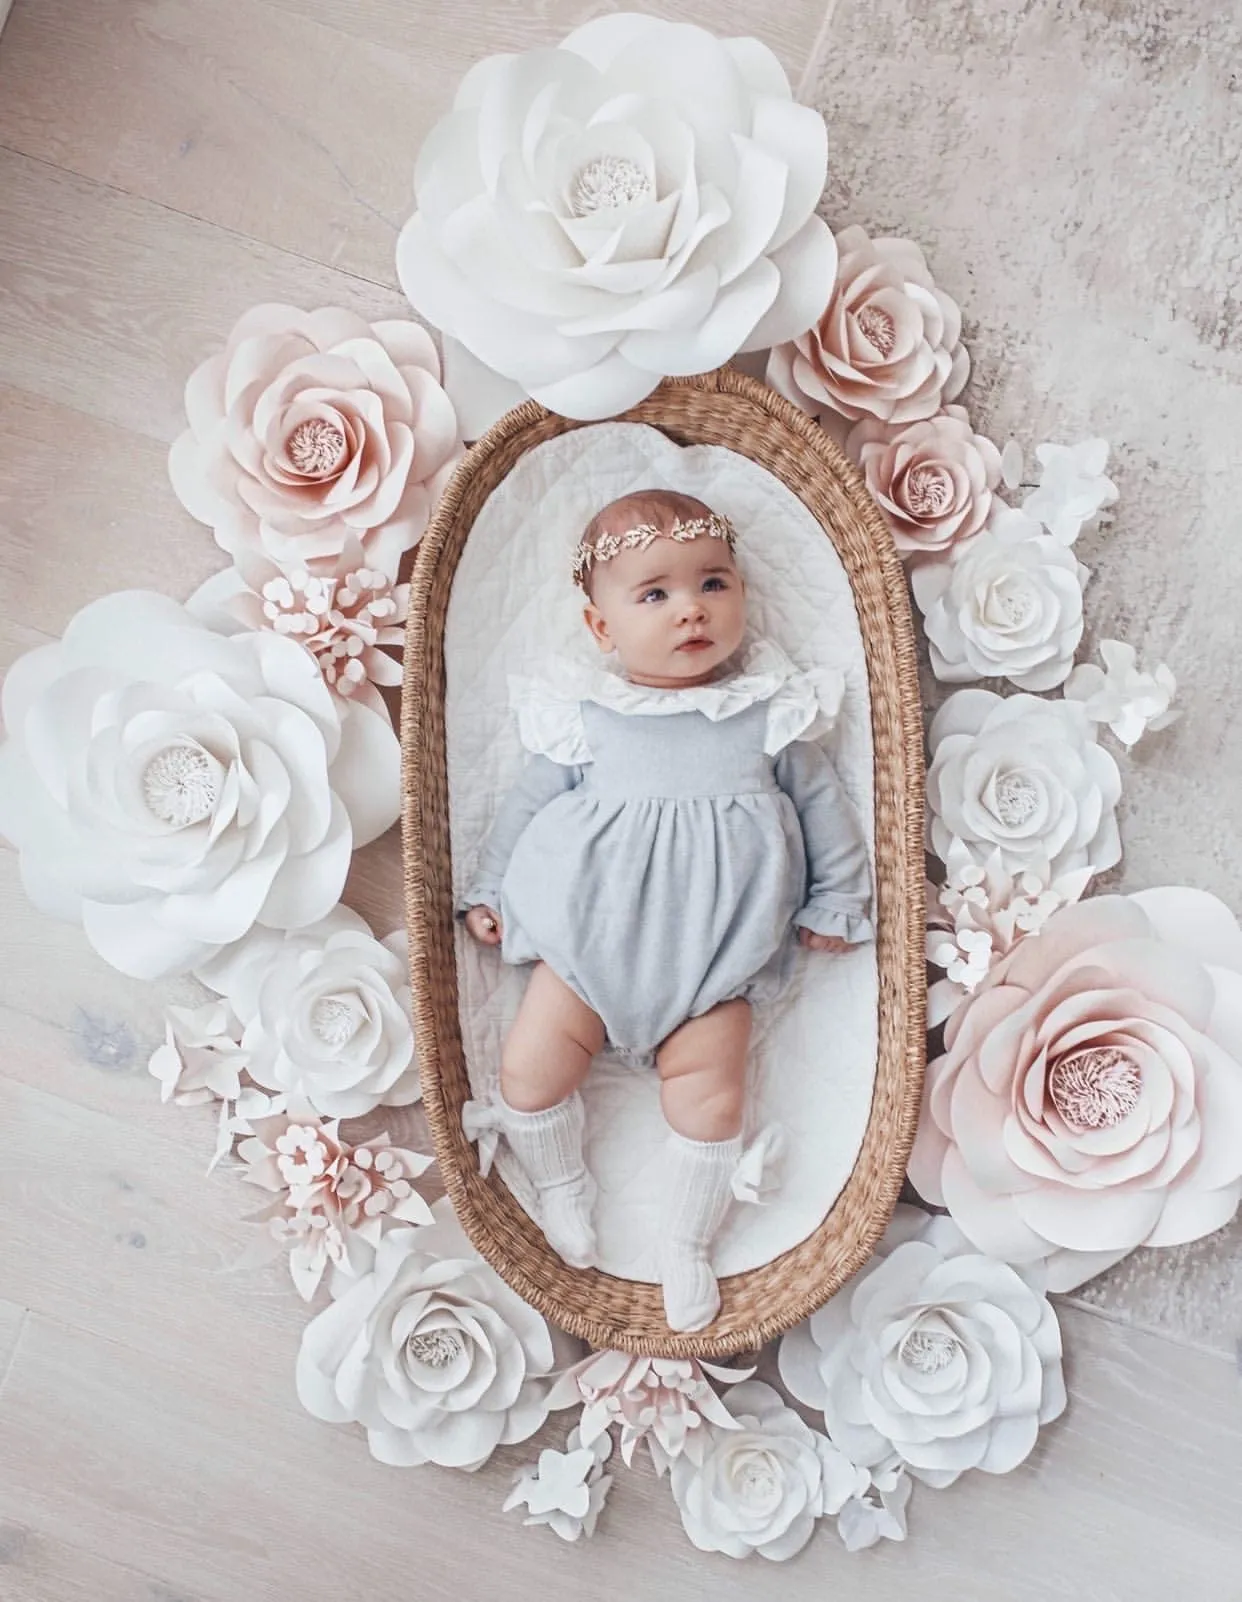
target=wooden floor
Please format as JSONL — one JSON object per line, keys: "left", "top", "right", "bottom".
{"left": 0, "top": 2, "right": 1240, "bottom": 1598}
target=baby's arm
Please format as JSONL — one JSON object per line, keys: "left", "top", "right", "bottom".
{"left": 460, "top": 755, "right": 584, "bottom": 942}
{"left": 774, "top": 740, "right": 874, "bottom": 949}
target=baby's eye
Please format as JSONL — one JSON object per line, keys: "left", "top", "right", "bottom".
{"left": 702, "top": 576, "right": 728, "bottom": 592}
{"left": 640, "top": 587, "right": 667, "bottom": 603}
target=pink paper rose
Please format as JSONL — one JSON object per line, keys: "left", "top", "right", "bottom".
{"left": 909, "top": 888, "right": 1242, "bottom": 1290}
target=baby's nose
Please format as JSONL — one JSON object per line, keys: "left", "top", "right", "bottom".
{"left": 678, "top": 593, "right": 707, "bottom": 621}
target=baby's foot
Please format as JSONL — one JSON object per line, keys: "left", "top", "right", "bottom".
{"left": 661, "top": 1247, "right": 720, "bottom": 1332}
{"left": 540, "top": 1176, "right": 597, "bottom": 1269}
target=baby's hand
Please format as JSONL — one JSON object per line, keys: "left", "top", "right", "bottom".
{"left": 798, "top": 929, "right": 854, "bottom": 954}
{"left": 465, "top": 905, "right": 503, "bottom": 946}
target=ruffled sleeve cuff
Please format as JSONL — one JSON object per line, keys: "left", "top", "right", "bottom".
{"left": 794, "top": 894, "right": 875, "bottom": 944}
{"left": 456, "top": 879, "right": 502, "bottom": 920}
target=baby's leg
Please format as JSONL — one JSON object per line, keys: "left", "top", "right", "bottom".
{"left": 497, "top": 963, "right": 605, "bottom": 1270}
{"left": 654, "top": 999, "right": 751, "bottom": 1331}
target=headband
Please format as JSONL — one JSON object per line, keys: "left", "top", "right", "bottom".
{"left": 572, "top": 512, "right": 737, "bottom": 589}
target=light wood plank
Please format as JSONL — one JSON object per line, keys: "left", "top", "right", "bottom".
{"left": 0, "top": 1297, "right": 26, "bottom": 1383}
{"left": 0, "top": 1523, "right": 203, "bottom": 1602}
{"left": 0, "top": 148, "right": 408, "bottom": 444}
{"left": 0, "top": 1305, "right": 1237, "bottom": 1602}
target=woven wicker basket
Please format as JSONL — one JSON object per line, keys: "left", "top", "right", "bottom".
{"left": 401, "top": 367, "right": 925, "bottom": 1359}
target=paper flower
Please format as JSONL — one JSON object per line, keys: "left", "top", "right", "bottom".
{"left": 396, "top": 15, "right": 834, "bottom": 423}
{"left": 194, "top": 908, "right": 418, "bottom": 1120}
{"left": 767, "top": 226, "right": 968, "bottom": 425}
{"left": 547, "top": 1352, "right": 754, "bottom": 1474}
{"left": 845, "top": 406, "right": 1002, "bottom": 559}
{"left": 836, "top": 1459, "right": 912, "bottom": 1552}
{"left": 911, "top": 505, "right": 1089, "bottom": 691}
{"left": 1021, "top": 439, "right": 1118, "bottom": 545}
{"left": 296, "top": 1203, "right": 558, "bottom": 1469}
{"left": 669, "top": 1381, "right": 867, "bottom": 1562}
{"left": 148, "top": 997, "right": 248, "bottom": 1106}
{"left": 909, "top": 888, "right": 1242, "bottom": 1291}
{"left": 1065, "top": 639, "right": 1179, "bottom": 748}
{"left": 779, "top": 1207, "right": 1066, "bottom": 1488}
{"left": 236, "top": 1107, "right": 434, "bottom": 1299}
{"left": 0, "top": 593, "right": 398, "bottom": 980}
{"left": 188, "top": 538, "right": 407, "bottom": 720}
{"left": 168, "top": 305, "right": 462, "bottom": 578}
{"left": 504, "top": 1427, "right": 613, "bottom": 1542}
{"left": 927, "top": 688, "right": 1122, "bottom": 878}
{"left": 926, "top": 840, "right": 1094, "bottom": 1027}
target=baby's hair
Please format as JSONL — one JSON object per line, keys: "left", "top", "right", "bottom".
{"left": 575, "top": 489, "right": 730, "bottom": 597}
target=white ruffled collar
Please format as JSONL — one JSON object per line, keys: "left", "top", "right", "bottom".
{"left": 508, "top": 638, "right": 843, "bottom": 764}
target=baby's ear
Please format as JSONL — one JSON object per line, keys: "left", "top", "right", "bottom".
{"left": 583, "top": 603, "right": 611, "bottom": 653}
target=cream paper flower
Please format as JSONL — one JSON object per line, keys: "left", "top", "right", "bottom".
{"left": 0, "top": 593, "right": 398, "bottom": 979}
{"left": 1065, "top": 639, "right": 1179, "bottom": 748}
{"left": 547, "top": 1351, "right": 754, "bottom": 1473}
{"left": 779, "top": 1207, "right": 1065, "bottom": 1488}
{"left": 910, "top": 889, "right": 1242, "bottom": 1290}
{"left": 194, "top": 908, "right": 418, "bottom": 1120}
{"left": 396, "top": 15, "right": 835, "bottom": 423}
{"left": 148, "top": 997, "right": 248, "bottom": 1106}
{"left": 911, "top": 505, "right": 1089, "bottom": 691}
{"left": 845, "top": 405, "right": 1001, "bottom": 559}
{"left": 1021, "top": 438, "right": 1118, "bottom": 545}
{"left": 169, "top": 305, "right": 462, "bottom": 577}
{"left": 836, "top": 1459, "right": 912, "bottom": 1552}
{"left": 504, "top": 1427, "right": 613, "bottom": 1542}
{"left": 296, "top": 1203, "right": 559, "bottom": 1469}
{"left": 767, "top": 227, "right": 968, "bottom": 425}
{"left": 669, "top": 1381, "right": 866, "bottom": 1562}
{"left": 926, "top": 689, "right": 1122, "bottom": 878}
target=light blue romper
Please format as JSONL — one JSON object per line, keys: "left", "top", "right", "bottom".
{"left": 460, "top": 640, "right": 873, "bottom": 1058}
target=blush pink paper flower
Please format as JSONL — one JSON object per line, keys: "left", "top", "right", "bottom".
{"left": 909, "top": 888, "right": 1242, "bottom": 1291}
{"left": 845, "top": 406, "right": 1001, "bottom": 559}
{"left": 767, "top": 227, "right": 968, "bottom": 426}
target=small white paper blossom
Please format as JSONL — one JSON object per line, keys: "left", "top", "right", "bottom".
{"left": 1022, "top": 438, "right": 1117, "bottom": 545}
{"left": 148, "top": 998, "right": 249, "bottom": 1107}
{"left": 1065, "top": 639, "right": 1179, "bottom": 748}
{"left": 926, "top": 840, "right": 1095, "bottom": 1026}
{"left": 836, "top": 1458, "right": 912, "bottom": 1552}
{"left": 504, "top": 1427, "right": 613, "bottom": 1542}
{"left": 547, "top": 1351, "right": 754, "bottom": 1474}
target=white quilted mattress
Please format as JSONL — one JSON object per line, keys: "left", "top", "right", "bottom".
{"left": 445, "top": 422, "right": 878, "bottom": 1280}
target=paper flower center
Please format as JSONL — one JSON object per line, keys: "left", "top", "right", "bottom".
{"left": 984, "top": 576, "right": 1038, "bottom": 630}
{"left": 732, "top": 1449, "right": 781, "bottom": 1509}
{"left": 904, "top": 463, "right": 954, "bottom": 516}
{"left": 991, "top": 769, "right": 1041, "bottom": 827}
{"left": 1049, "top": 1047, "right": 1142, "bottom": 1129}
{"left": 287, "top": 417, "right": 347, "bottom": 476}
{"left": 571, "top": 156, "right": 652, "bottom": 216}
{"left": 142, "top": 744, "right": 219, "bottom": 827}
{"left": 900, "top": 1326, "right": 960, "bottom": 1374}
{"left": 407, "top": 1330, "right": 464, "bottom": 1368}
{"left": 856, "top": 303, "right": 896, "bottom": 358}
{"left": 309, "top": 994, "right": 362, "bottom": 1048}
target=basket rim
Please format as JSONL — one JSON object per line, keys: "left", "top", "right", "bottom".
{"left": 401, "top": 366, "right": 926, "bottom": 1358}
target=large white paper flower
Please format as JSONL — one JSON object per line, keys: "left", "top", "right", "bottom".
{"left": 909, "top": 889, "right": 1242, "bottom": 1290}
{"left": 0, "top": 593, "right": 398, "bottom": 979}
{"left": 780, "top": 1207, "right": 1065, "bottom": 1488}
{"left": 911, "top": 506, "right": 1088, "bottom": 691}
{"left": 669, "top": 1381, "right": 866, "bottom": 1562}
{"left": 396, "top": 14, "right": 835, "bottom": 422}
{"left": 194, "top": 908, "right": 418, "bottom": 1119}
{"left": 168, "top": 305, "right": 462, "bottom": 577}
{"left": 296, "top": 1204, "right": 558, "bottom": 1470}
{"left": 926, "top": 689, "right": 1122, "bottom": 878}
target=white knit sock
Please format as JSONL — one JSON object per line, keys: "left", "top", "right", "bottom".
{"left": 659, "top": 1130, "right": 742, "bottom": 1332}
{"left": 498, "top": 1092, "right": 596, "bottom": 1269}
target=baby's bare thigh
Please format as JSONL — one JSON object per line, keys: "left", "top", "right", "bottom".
{"left": 657, "top": 998, "right": 752, "bottom": 1080}
{"left": 509, "top": 962, "right": 606, "bottom": 1057}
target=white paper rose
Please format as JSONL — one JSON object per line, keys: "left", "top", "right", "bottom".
{"left": 669, "top": 1380, "right": 866, "bottom": 1562}
{"left": 296, "top": 1203, "right": 558, "bottom": 1469}
{"left": 779, "top": 1206, "right": 1066, "bottom": 1487}
{"left": 168, "top": 305, "right": 462, "bottom": 577}
{"left": 909, "top": 889, "right": 1242, "bottom": 1290}
{"left": 911, "top": 505, "right": 1089, "bottom": 690}
{"left": 927, "top": 689, "right": 1122, "bottom": 878}
{"left": 845, "top": 405, "right": 1001, "bottom": 558}
{"left": 767, "top": 226, "right": 968, "bottom": 424}
{"left": 194, "top": 908, "right": 418, "bottom": 1119}
{"left": 0, "top": 593, "right": 398, "bottom": 979}
{"left": 396, "top": 15, "right": 835, "bottom": 422}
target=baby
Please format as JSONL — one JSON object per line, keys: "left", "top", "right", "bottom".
{"left": 461, "top": 489, "right": 873, "bottom": 1331}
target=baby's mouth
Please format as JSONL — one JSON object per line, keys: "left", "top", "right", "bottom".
{"left": 676, "top": 637, "right": 713, "bottom": 653}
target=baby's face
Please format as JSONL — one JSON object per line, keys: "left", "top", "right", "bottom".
{"left": 583, "top": 535, "right": 747, "bottom": 687}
